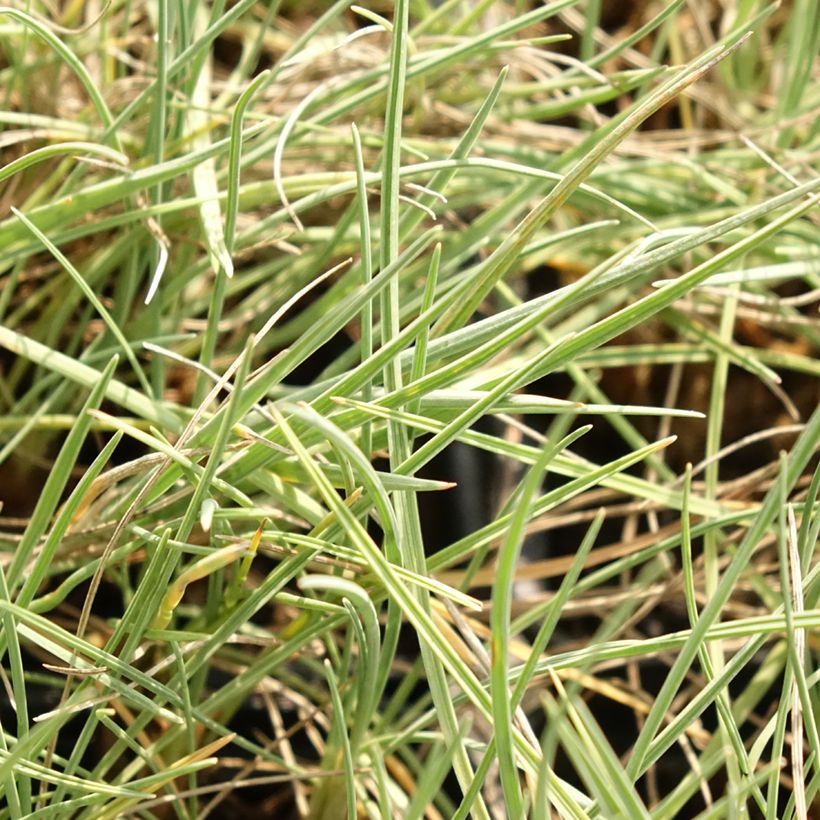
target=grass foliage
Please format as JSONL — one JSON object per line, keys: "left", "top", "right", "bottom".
{"left": 0, "top": 0, "right": 818, "bottom": 817}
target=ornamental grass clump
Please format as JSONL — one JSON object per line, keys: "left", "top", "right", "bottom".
{"left": 0, "top": 1, "right": 818, "bottom": 817}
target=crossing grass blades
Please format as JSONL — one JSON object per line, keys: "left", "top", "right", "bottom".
{"left": 0, "top": 1, "right": 818, "bottom": 817}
